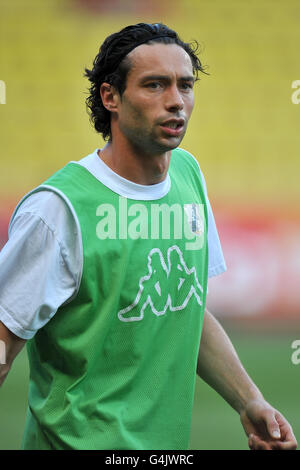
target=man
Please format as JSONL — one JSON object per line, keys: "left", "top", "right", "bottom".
{"left": 0, "top": 23, "right": 297, "bottom": 450}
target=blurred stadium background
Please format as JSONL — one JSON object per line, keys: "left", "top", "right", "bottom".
{"left": 0, "top": 0, "right": 300, "bottom": 450}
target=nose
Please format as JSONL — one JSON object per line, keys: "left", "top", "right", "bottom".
{"left": 165, "top": 85, "right": 184, "bottom": 112}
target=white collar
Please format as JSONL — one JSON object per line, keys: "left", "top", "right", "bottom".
{"left": 71, "top": 149, "right": 171, "bottom": 201}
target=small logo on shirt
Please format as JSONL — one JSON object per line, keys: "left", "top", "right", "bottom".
{"left": 184, "top": 203, "right": 204, "bottom": 236}
{"left": 118, "top": 245, "right": 203, "bottom": 322}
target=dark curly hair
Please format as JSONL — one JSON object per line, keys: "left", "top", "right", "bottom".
{"left": 84, "top": 23, "right": 208, "bottom": 141}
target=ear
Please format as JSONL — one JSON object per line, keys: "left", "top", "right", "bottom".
{"left": 100, "top": 82, "right": 120, "bottom": 113}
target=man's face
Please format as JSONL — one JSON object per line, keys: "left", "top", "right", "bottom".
{"left": 115, "top": 43, "right": 195, "bottom": 155}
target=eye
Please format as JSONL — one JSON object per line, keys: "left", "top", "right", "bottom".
{"left": 180, "top": 82, "right": 193, "bottom": 90}
{"left": 146, "top": 82, "right": 162, "bottom": 90}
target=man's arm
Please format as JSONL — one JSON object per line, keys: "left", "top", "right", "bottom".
{"left": 197, "top": 309, "right": 298, "bottom": 450}
{"left": 0, "top": 321, "right": 26, "bottom": 387}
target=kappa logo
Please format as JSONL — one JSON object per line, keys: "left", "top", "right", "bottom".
{"left": 118, "top": 245, "right": 203, "bottom": 322}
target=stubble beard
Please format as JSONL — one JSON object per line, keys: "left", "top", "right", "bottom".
{"left": 122, "top": 121, "right": 187, "bottom": 158}
{"left": 119, "top": 95, "right": 187, "bottom": 157}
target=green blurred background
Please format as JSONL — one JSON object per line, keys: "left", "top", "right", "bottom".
{"left": 0, "top": 0, "right": 300, "bottom": 450}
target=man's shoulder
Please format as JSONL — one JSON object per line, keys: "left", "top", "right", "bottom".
{"left": 42, "top": 152, "right": 100, "bottom": 196}
{"left": 8, "top": 151, "right": 98, "bottom": 235}
{"left": 171, "top": 147, "right": 208, "bottom": 195}
{"left": 9, "top": 188, "right": 75, "bottom": 236}
{"left": 173, "top": 147, "right": 196, "bottom": 158}
{"left": 15, "top": 190, "right": 66, "bottom": 213}
{"left": 172, "top": 147, "right": 202, "bottom": 173}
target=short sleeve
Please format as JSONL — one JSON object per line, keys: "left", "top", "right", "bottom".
{"left": 197, "top": 166, "right": 227, "bottom": 278}
{"left": 179, "top": 149, "right": 227, "bottom": 278}
{"left": 0, "top": 191, "right": 80, "bottom": 339}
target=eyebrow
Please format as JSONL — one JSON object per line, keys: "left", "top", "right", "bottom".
{"left": 140, "top": 75, "right": 195, "bottom": 83}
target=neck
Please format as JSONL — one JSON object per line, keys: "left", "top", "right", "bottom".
{"left": 98, "top": 137, "right": 171, "bottom": 186}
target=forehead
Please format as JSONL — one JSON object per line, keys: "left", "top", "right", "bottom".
{"left": 127, "top": 43, "right": 194, "bottom": 80}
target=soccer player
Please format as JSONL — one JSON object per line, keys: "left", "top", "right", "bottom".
{"left": 0, "top": 23, "right": 297, "bottom": 451}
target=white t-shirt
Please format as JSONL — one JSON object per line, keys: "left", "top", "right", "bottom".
{"left": 0, "top": 149, "right": 226, "bottom": 339}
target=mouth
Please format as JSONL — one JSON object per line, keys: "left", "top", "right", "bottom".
{"left": 160, "top": 119, "right": 185, "bottom": 137}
